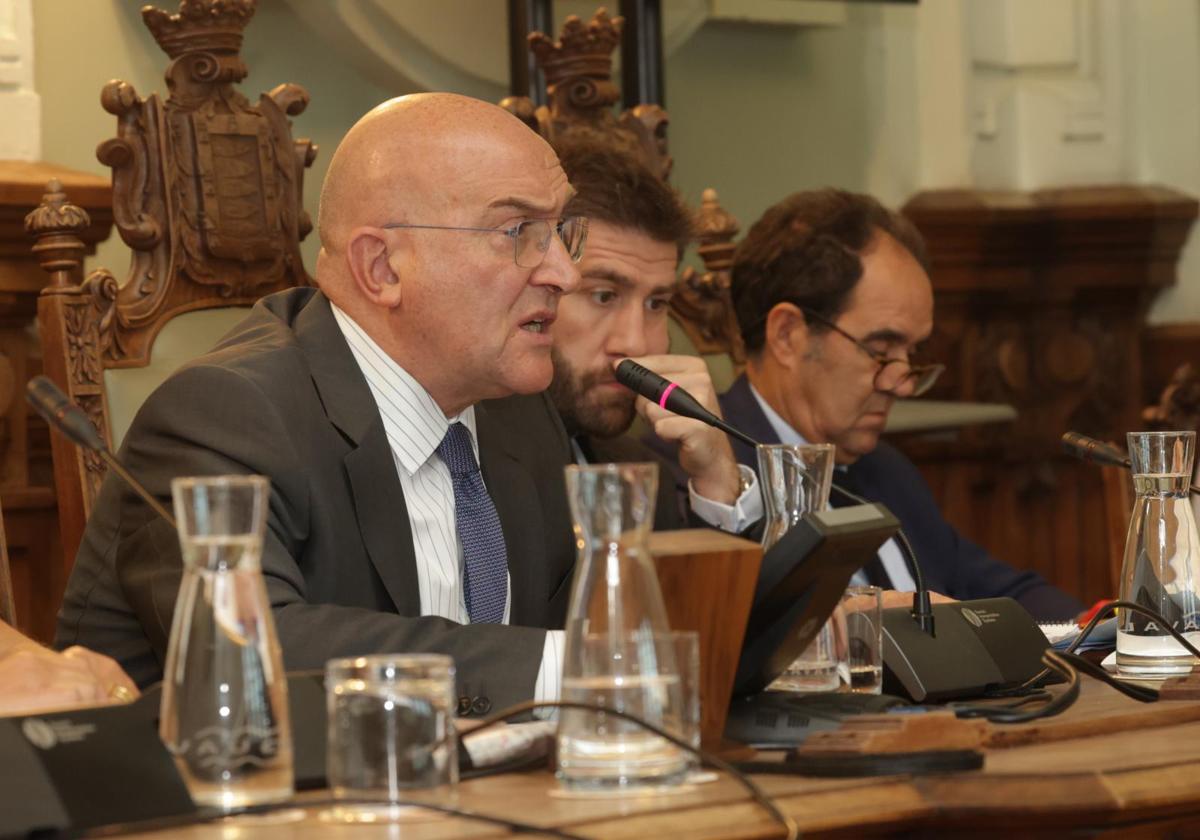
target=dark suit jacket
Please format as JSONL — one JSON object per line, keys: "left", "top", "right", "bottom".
{"left": 581, "top": 433, "right": 690, "bottom": 530}
{"left": 720, "top": 375, "right": 1083, "bottom": 621}
{"left": 57, "top": 288, "right": 577, "bottom": 710}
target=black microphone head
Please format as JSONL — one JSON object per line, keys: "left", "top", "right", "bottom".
{"left": 1061, "top": 431, "right": 1132, "bottom": 469}
{"left": 27, "top": 375, "right": 107, "bottom": 452}
{"left": 614, "top": 359, "right": 668, "bottom": 402}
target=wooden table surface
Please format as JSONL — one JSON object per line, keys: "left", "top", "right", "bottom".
{"left": 125, "top": 680, "right": 1200, "bottom": 838}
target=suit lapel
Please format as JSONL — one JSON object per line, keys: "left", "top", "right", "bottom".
{"left": 475, "top": 401, "right": 546, "bottom": 626}
{"left": 294, "top": 293, "right": 421, "bottom": 615}
{"left": 719, "top": 375, "right": 781, "bottom": 469}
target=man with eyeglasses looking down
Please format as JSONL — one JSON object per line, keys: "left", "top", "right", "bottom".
{"left": 57, "top": 94, "right": 594, "bottom": 712}
{"left": 720, "top": 189, "right": 1082, "bottom": 620}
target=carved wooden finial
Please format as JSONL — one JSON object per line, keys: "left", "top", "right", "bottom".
{"left": 694, "top": 188, "right": 740, "bottom": 276}
{"left": 696, "top": 189, "right": 740, "bottom": 243}
{"left": 529, "top": 8, "right": 623, "bottom": 91}
{"left": 142, "top": 0, "right": 255, "bottom": 59}
{"left": 25, "top": 179, "right": 91, "bottom": 290}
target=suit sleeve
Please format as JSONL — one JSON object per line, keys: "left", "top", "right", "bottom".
{"left": 874, "top": 447, "right": 1084, "bottom": 621}
{"left": 113, "top": 364, "right": 546, "bottom": 708}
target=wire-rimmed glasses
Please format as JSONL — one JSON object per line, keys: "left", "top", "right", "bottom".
{"left": 382, "top": 217, "right": 588, "bottom": 269}
{"left": 801, "top": 308, "right": 945, "bottom": 397}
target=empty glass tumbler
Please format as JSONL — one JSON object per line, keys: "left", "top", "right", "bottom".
{"left": 159, "top": 475, "right": 293, "bottom": 810}
{"left": 557, "top": 462, "right": 689, "bottom": 790}
{"left": 1117, "top": 431, "right": 1200, "bottom": 676}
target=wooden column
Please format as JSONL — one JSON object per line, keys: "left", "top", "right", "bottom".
{"left": 0, "top": 161, "right": 112, "bottom": 641}
{"left": 899, "top": 186, "right": 1198, "bottom": 607}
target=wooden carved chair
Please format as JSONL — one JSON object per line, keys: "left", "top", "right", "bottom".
{"left": 24, "top": 0, "right": 316, "bottom": 568}
{"left": 501, "top": 8, "right": 746, "bottom": 391}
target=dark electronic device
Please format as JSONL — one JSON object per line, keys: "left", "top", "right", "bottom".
{"left": 616, "top": 366, "right": 1056, "bottom": 710}
{"left": 735, "top": 503, "right": 900, "bottom": 696}
{"left": 0, "top": 702, "right": 197, "bottom": 836}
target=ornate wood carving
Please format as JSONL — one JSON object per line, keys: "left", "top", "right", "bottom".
{"left": 674, "top": 189, "right": 745, "bottom": 363}
{"left": 505, "top": 7, "right": 742, "bottom": 363}
{"left": 500, "top": 8, "right": 671, "bottom": 181}
{"left": 1143, "top": 363, "right": 1200, "bottom": 432}
{"left": 899, "top": 186, "right": 1199, "bottom": 606}
{"left": 27, "top": 0, "right": 315, "bottom": 570}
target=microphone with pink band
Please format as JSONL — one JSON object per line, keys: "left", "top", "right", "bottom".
{"left": 614, "top": 359, "right": 758, "bottom": 449}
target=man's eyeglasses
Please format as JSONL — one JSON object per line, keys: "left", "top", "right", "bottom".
{"left": 801, "top": 308, "right": 945, "bottom": 397}
{"left": 382, "top": 217, "right": 588, "bottom": 269}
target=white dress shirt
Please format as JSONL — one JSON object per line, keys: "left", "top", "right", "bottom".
{"left": 748, "top": 383, "right": 916, "bottom": 591}
{"left": 567, "top": 440, "right": 763, "bottom": 532}
{"left": 331, "top": 304, "right": 561, "bottom": 704}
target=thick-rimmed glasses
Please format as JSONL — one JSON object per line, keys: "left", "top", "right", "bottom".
{"left": 801, "top": 308, "right": 945, "bottom": 397}
{"left": 382, "top": 217, "right": 588, "bottom": 269}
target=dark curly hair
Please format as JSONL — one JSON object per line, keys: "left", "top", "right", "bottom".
{"left": 553, "top": 133, "right": 693, "bottom": 256}
{"left": 731, "top": 189, "right": 928, "bottom": 355}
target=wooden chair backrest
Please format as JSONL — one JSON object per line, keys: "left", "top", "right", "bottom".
{"left": 25, "top": 0, "right": 316, "bottom": 566}
{"left": 502, "top": 8, "right": 746, "bottom": 374}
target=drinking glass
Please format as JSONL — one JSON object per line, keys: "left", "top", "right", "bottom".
{"left": 839, "top": 585, "right": 883, "bottom": 694}
{"left": 757, "top": 444, "right": 843, "bottom": 692}
{"left": 159, "top": 475, "right": 293, "bottom": 810}
{"left": 325, "top": 653, "right": 457, "bottom": 822}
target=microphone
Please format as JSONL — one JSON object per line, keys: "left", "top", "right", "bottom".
{"left": 615, "top": 360, "right": 759, "bottom": 450}
{"left": 27, "top": 376, "right": 177, "bottom": 529}
{"left": 1060, "top": 431, "right": 1131, "bottom": 470}
{"left": 1062, "top": 431, "right": 1200, "bottom": 495}
{"left": 615, "top": 359, "right": 935, "bottom": 635}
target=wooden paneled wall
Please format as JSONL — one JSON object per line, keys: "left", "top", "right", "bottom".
{"left": 895, "top": 186, "right": 1198, "bottom": 607}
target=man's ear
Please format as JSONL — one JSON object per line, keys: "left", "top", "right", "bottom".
{"left": 346, "top": 227, "right": 403, "bottom": 309}
{"left": 764, "top": 302, "right": 809, "bottom": 371}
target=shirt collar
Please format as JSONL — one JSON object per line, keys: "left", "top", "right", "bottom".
{"left": 748, "top": 381, "right": 809, "bottom": 447}
{"left": 330, "top": 302, "right": 477, "bottom": 476}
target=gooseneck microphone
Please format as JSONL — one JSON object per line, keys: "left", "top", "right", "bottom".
{"left": 616, "top": 360, "right": 759, "bottom": 449}
{"left": 1062, "top": 431, "right": 1200, "bottom": 495}
{"left": 615, "top": 359, "right": 936, "bottom": 636}
{"left": 27, "top": 376, "right": 177, "bottom": 529}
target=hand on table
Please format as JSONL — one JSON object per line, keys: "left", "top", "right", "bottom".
{"left": 0, "top": 643, "right": 138, "bottom": 717}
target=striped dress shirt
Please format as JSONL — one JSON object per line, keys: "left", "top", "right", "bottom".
{"left": 331, "top": 304, "right": 561, "bottom": 704}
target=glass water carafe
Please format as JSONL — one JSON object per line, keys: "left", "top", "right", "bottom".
{"left": 159, "top": 475, "right": 294, "bottom": 809}
{"left": 1117, "top": 431, "right": 1200, "bottom": 676}
{"left": 556, "top": 462, "right": 688, "bottom": 790}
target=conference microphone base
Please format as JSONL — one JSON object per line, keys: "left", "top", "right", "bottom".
{"left": 882, "top": 597, "right": 1052, "bottom": 702}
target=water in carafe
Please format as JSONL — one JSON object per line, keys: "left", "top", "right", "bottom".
{"left": 1116, "top": 432, "right": 1200, "bottom": 676}
{"left": 159, "top": 476, "right": 293, "bottom": 809}
{"left": 557, "top": 462, "right": 688, "bottom": 790}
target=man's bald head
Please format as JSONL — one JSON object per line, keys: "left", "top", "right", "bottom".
{"left": 316, "top": 93, "right": 555, "bottom": 264}
{"left": 310, "top": 92, "right": 579, "bottom": 417}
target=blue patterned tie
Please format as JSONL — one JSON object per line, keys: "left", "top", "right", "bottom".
{"left": 435, "top": 423, "right": 508, "bottom": 623}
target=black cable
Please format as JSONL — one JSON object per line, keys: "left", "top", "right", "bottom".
{"left": 954, "top": 601, "right": 1200, "bottom": 723}
{"left": 951, "top": 650, "right": 1080, "bottom": 723}
{"left": 1053, "top": 650, "right": 1159, "bottom": 703}
{"left": 1021, "top": 600, "right": 1200, "bottom": 692}
{"left": 460, "top": 699, "right": 801, "bottom": 840}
